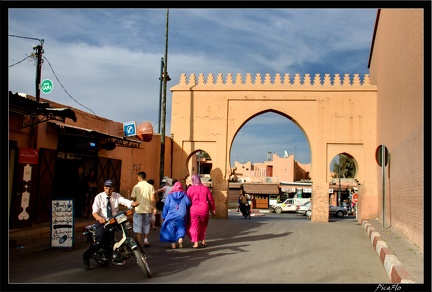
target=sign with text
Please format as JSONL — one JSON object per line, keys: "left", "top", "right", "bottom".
{"left": 50, "top": 199, "right": 74, "bottom": 248}
{"left": 18, "top": 148, "right": 39, "bottom": 164}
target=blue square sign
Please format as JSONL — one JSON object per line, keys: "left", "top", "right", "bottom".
{"left": 123, "top": 121, "right": 137, "bottom": 137}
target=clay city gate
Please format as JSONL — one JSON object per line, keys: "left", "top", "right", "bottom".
{"left": 170, "top": 73, "right": 379, "bottom": 222}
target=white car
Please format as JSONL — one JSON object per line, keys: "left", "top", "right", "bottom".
{"left": 296, "top": 201, "right": 311, "bottom": 215}
{"left": 270, "top": 198, "right": 297, "bottom": 213}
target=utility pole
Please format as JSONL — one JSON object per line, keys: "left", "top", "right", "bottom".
{"left": 158, "top": 56, "right": 171, "bottom": 134}
{"left": 158, "top": 57, "right": 164, "bottom": 134}
{"left": 32, "top": 40, "right": 44, "bottom": 150}
{"left": 34, "top": 41, "right": 44, "bottom": 102}
{"left": 159, "top": 9, "right": 169, "bottom": 184}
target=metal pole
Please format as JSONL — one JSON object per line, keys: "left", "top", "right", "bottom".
{"left": 382, "top": 145, "right": 386, "bottom": 227}
{"left": 338, "top": 154, "right": 341, "bottom": 207}
{"left": 159, "top": 9, "right": 169, "bottom": 184}
{"left": 158, "top": 57, "right": 164, "bottom": 133}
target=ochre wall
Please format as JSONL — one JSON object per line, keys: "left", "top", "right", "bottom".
{"left": 170, "top": 73, "right": 378, "bottom": 222}
{"left": 369, "top": 9, "right": 424, "bottom": 250}
{"left": 11, "top": 96, "right": 171, "bottom": 200}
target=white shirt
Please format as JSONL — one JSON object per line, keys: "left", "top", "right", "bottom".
{"left": 92, "top": 191, "right": 134, "bottom": 220}
{"left": 161, "top": 185, "right": 173, "bottom": 203}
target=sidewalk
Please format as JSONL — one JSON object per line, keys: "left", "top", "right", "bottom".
{"left": 360, "top": 218, "right": 424, "bottom": 284}
{"left": 9, "top": 209, "right": 425, "bottom": 284}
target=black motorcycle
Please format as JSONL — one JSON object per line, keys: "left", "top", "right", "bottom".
{"left": 239, "top": 202, "right": 251, "bottom": 219}
{"left": 83, "top": 206, "right": 152, "bottom": 277}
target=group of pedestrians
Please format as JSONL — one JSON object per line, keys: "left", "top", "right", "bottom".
{"left": 159, "top": 174, "right": 216, "bottom": 249}
{"left": 81, "top": 171, "right": 216, "bottom": 270}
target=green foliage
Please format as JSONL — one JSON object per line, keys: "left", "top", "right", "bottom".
{"left": 332, "top": 154, "right": 356, "bottom": 178}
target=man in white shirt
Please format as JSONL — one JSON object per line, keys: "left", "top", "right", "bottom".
{"left": 82, "top": 179, "right": 139, "bottom": 270}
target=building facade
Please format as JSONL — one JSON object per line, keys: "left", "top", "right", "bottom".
{"left": 8, "top": 9, "right": 425, "bottom": 252}
{"left": 9, "top": 92, "right": 173, "bottom": 228}
{"left": 169, "top": 9, "right": 425, "bottom": 250}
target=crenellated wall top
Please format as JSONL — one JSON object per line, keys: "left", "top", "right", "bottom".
{"left": 174, "top": 73, "right": 374, "bottom": 87}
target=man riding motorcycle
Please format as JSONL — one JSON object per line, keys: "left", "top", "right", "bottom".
{"left": 82, "top": 179, "right": 139, "bottom": 270}
{"left": 239, "top": 191, "right": 251, "bottom": 219}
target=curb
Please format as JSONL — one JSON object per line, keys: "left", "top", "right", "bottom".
{"left": 361, "top": 220, "right": 415, "bottom": 283}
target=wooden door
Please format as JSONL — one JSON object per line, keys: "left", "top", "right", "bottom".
{"left": 96, "top": 157, "right": 122, "bottom": 192}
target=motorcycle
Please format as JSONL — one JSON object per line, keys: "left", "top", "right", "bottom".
{"left": 239, "top": 202, "right": 251, "bottom": 219}
{"left": 83, "top": 206, "right": 152, "bottom": 277}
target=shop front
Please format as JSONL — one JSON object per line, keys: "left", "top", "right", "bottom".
{"left": 241, "top": 183, "right": 281, "bottom": 209}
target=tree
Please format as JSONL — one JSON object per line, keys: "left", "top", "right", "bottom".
{"left": 331, "top": 154, "right": 356, "bottom": 178}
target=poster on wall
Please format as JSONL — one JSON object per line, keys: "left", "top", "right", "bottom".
{"left": 50, "top": 199, "right": 74, "bottom": 248}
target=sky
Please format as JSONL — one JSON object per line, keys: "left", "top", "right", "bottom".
{"left": 7, "top": 5, "right": 379, "bottom": 165}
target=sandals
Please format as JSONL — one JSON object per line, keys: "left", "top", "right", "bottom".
{"left": 200, "top": 243, "right": 207, "bottom": 248}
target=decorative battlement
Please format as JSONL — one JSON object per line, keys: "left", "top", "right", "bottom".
{"left": 177, "top": 73, "right": 372, "bottom": 86}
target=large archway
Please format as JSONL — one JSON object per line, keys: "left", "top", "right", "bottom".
{"left": 230, "top": 111, "right": 311, "bottom": 166}
{"left": 170, "top": 72, "right": 378, "bottom": 222}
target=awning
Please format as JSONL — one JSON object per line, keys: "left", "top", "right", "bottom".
{"left": 242, "top": 183, "right": 280, "bottom": 195}
{"left": 9, "top": 91, "right": 77, "bottom": 128}
{"left": 48, "top": 121, "right": 141, "bottom": 149}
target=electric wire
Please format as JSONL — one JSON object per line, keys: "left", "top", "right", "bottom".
{"left": 43, "top": 56, "right": 102, "bottom": 119}
{"left": 9, "top": 55, "right": 32, "bottom": 68}
{"left": 9, "top": 34, "right": 101, "bottom": 120}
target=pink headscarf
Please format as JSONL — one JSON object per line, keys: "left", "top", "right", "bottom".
{"left": 191, "top": 174, "right": 202, "bottom": 186}
{"left": 170, "top": 181, "right": 184, "bottom": 193}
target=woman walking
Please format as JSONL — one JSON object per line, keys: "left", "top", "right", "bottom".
{"left": 160, "top": 182, "right": 191, "bottom": 249}
{"left": 186, "top": 175, "right": 216, "bottom": 248}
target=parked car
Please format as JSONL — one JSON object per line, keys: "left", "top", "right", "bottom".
{"left": 329, "top": 205, "right": 348, "bottom": 217}
{"left": 270, "top": 198, "right": 297, "bottom": 213}
{"left": 296, "top": 201, "right": 311, "bottom": 215}
{"left": 306, "top": 204, "right": 347, "bottom": 219}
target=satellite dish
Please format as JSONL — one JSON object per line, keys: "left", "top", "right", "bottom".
{"left": 284, "top": 150, "right": 288, "bottom": 157}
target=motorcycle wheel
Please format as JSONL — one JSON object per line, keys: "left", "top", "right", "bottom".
{"left": 133, "top": 249, "right": 152, "bottom": 278}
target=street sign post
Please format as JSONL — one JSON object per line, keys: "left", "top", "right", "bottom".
{"left": 41, "top": 79, "right": 53, "bottom": 94}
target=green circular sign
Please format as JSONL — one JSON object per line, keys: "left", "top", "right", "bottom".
{"left": 41, "top": 79, "right": 53, "bottom": 94}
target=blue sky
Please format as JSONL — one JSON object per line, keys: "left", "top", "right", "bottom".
{"left": 8, "top": 7, "right": 378, "bottom": 165}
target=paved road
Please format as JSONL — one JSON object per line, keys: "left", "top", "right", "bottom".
{"left": 8, "top": 212, "right": 396, "bottom": 290}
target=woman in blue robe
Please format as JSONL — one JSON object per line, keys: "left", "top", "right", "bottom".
{"left": 160, "top": 182, "right": 191, "bottom": 249}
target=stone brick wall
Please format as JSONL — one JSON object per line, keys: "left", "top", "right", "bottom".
{"left": 369, "top": 9, "right": 424, "bottom": 250}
